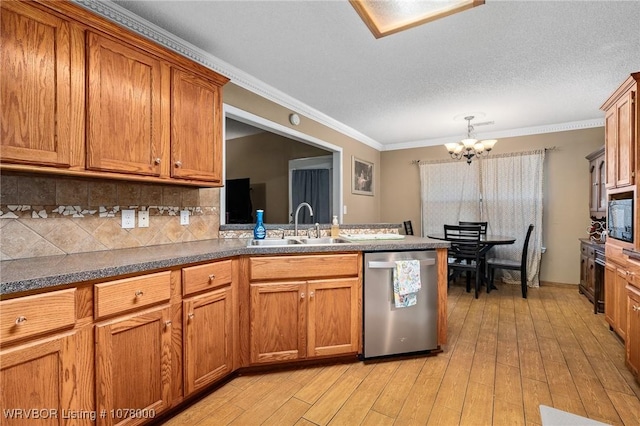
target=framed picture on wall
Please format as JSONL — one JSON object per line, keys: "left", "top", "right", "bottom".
{"left": 352, "top": 156, "right": 374, "bottom": 196}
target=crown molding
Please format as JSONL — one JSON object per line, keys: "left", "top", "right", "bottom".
{"left": 72, "top": 0, "right": 384, "bottom": 151}
{"left": 382, "top": 118, "right": 605, "bottom": 151}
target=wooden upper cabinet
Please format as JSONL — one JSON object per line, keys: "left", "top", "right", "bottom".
{"left": 171, "top": 68, "right": 223, "bottom": 183}
{"left": 602, "top": 73, "right": 638, "bottom": 189}
{"left": 0, "top": 1, "right": 81, "bottom": 167}
{"left": 586, "top": 147, "right": 605, "bottom": 217}
{"left": 86, "top": 32, "right": 164, "bottom": 176}
{"left": 2, "top": 1, "right": 228, "bottom": 186}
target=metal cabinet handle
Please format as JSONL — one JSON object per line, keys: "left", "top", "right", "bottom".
{"left": 300, "top": 292, "right": 305, "bottom": 299}
{"left": 15, "top": 316, "right": 27, "bottom": 325}
{"left": 633, "top": 305, "right": 640, "bottom": 312}
{"left": 135, "top": 290, "right": 144, "bottom": 297}
{"left": 154, "top": 158, "right": 161, "bottom": 165}
{"left": 208, "top": 274, "right": 215, "bottom": 282}
{"left": 188, "top": 313, "right": 195, "bottom": 319}
{"left": 309, "top": 291, "right": 314, "bottom": 298}
{"left": 165, "top": 320, "right": 172, "bottom": 328}
{"left": 175, "top": 161, "right": 182, "bottom": 168}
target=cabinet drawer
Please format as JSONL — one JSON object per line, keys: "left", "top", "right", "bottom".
{"left": 250, "top": 254, "right": 359, "bottom": 281}
{"left": 1, "top": 288, "right": 76, "bottom": 344}
{"left": 94, "top": 271, "right": 171, "bottom": 319}
{"left": 182, "top": 259, "right": 233, "bottom": 296}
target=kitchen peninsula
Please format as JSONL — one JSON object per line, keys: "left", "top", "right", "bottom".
{"left": 0, "top": 233, "right": 448, "bottom": 426}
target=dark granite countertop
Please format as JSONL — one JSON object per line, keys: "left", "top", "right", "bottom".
{"left": 579, "top": 238, "right": 606, "bottom": 250}
{"left": 0, "top": 236, "right": 448, "bottom": 296}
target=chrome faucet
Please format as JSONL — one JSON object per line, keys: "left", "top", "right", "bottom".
{"left": 294, "top": 202, "right": 314, "bottom": 236}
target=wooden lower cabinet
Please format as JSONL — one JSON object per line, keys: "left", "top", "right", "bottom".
{"left": 183, "top": 286, "right": 233, "bottom": 396}
{"left": 95, "top": 305, "right": 172, "bottom": 426}
{"left": 605, "top": 261, "right": 629, "bottom": 340}
{"left": 627, "top": 285, "right": 640, "bottom": 380}
{"left": 250, "top": 281, "right": 306, "bottom": 364}
{"left": 307, "top": 278, "right": 359, "bottom": 358}
{"left": 249, "top": 277, "right": 359, "bottom": 365}
{"left": 0, "top": 327, "right": 94, "bottom": 426}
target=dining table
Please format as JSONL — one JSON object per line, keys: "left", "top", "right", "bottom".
{"left": 426, "top": 232, "right": 517, "bottom": 292}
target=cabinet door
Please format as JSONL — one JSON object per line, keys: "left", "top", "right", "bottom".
{"left": 95, "top": 306, "right": 172, "bottom": 426}
{"left": 586, "top": 257, "right": 596, "bottom": 295}
{"left": 615, "top": 268, "right": 628, "bottom": 341}
{"left": 589, "top": 159, "right": 598, "bottom": 213}
{"left": 183, "top": 286, "right": 233, "bottom": 396}
{"left": 615, "top": 90, "right": 635, "bottom": 187}
{"left": 605, "top": 107, "right": 617, "bottom": 189}
{"left": 1, "top": 1, "right": 76, "bottom": 167}
{"left": 627, "top": 288, "right": 640, "bottom": 377}
{"left": 86, "top": 32, "right": 163, "bottom": 176}
{"left": 605, "top": 262, "right": 616, "bottom": 327}
{"left": 580, "top": 253, "right": 588, "bottom": 289}
{"left": 597, "top": 158, "right": 607, "bottom": 212}
{"left": 171, "top": 68, "right": 222, "bottom": 183}
{"left": 250, "top": 281, "right": 306, "bottom": 364}
{"left": 0, "top": 330, "right": 91, "bottom": 426}
{"left": 307, "top": 278, "right": 359, "bottom": 357}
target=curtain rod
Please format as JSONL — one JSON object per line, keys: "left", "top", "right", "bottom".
{"left": 410, "top": 146, "right": 556, "bottom": 165}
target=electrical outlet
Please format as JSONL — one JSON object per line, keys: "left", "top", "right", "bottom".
{"left": 180, "top": 210, "right": 190, "bottom": 225}
{"left": 121, "top": 209, "right": 135, "bottom": 229}
{"left": 138, "top": 210, "right": 149, "bottom": 228}
{"left": 343, "top": 205, "right": 347, "bottom": 215}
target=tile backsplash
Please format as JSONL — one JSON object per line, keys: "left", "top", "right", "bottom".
{"left": 0, "top": 173, "right": 220, "bottom": 260}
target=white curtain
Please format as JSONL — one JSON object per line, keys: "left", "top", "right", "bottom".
{"left": 420, "top": 160, "right": 480, "bottom": 237}
{"left": 419, "top": 149, "right": 545, "bottom": 288}
{"left": 481, "top": 150, "right": 545, "bottom": 287}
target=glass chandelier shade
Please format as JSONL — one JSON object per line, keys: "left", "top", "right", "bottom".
{"left": 445, "top": 116, "right": 497, "bottom": 164}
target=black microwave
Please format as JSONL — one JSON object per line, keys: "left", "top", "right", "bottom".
{"left": 608, "top": 199, "right": 633, "bottom": 243}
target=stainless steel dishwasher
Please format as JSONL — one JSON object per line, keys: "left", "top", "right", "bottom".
{"left": 363, "top": 250, "right": 438, "bottom": 359}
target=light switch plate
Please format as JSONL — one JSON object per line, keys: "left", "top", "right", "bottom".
{"left": 121, "top": 209, "right": 135, "bottom": 229}
{"left": 180, "top": 210, "right": 189, "bottom": 225}
{"left": 138, "top": 210, "right": 149, "bottom": 228}
{"left": 343, "top": 205, "right": 347, "bottom": 215}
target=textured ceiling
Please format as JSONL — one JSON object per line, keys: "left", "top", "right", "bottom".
{"left": 111, "top": 0, "right": 640, "bottom": 149}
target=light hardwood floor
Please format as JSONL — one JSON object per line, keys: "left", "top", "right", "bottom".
{"left": 162, "top": 283, "right": 640, "bottom": 425}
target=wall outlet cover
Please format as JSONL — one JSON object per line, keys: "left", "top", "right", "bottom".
{"left": 138, "top": 210, "right": 149, "bottom": 228}
{"left": 180, "top": 210, "right": 190, "bottom": 225}
{"left": 122, "top": 209, "right": 136, "bottom": 229}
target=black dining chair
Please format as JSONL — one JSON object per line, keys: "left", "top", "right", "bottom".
{"left": 459, "top": 221, "right": 488, "bottom": 235}
{"left": 403, "top": 220, "right": 414, "bottom": 236}
{"left": 444, "top": 224, "right": 483, "bottom": 298}
{"left": 487, "top": 224, "right": 534, "bottom": 299}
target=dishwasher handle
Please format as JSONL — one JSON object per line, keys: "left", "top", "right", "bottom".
{"left": 367, "top": 259, "right": 435, "bottom": 269}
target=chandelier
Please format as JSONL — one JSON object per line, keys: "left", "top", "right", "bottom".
{"left": 444, "top": 116, "right": 497, "bottom": 164}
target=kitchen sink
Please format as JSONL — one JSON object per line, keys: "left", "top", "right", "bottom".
{"left": 248, "top": 236, "right": 353, "bottom": 247}
{"left": 247, "top": 238, "right": 303, "bottom": 247}
{"left": 299, "top": 237, "right": 351, "bottom": 245}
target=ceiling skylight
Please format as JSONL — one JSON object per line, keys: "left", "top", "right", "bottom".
{"left": 350, "top": 0, "right": 485, "bottom": 38}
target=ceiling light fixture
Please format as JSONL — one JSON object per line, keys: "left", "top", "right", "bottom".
{"left": 445, "top": 116, "right": 497, "bottom": 164}
{"left": 350, "top": 0, "right": 485, "bottom": 38}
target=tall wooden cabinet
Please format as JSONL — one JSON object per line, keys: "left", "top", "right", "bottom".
{"left": 0, "top": 0, "right": 229, "bottom": 186}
